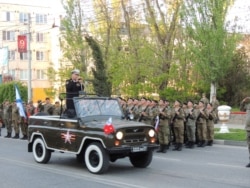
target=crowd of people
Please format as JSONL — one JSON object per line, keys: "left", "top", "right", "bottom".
{"left": 0, "top": 98, "right": 62, "bottom": 139}
{"left": 118, "top": 93, "right": 220, "bottom": 153}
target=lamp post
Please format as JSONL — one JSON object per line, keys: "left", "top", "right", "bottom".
{"left": 26, "top": 15, "right": 32, "bottom": 102}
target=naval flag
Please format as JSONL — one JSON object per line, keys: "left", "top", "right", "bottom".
{"left": 15, "top": 85, "right": 26, "bottom": 118}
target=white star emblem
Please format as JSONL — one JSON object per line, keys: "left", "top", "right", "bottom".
{"left": 61, "top": 130, "right": 75, "bottom": 144}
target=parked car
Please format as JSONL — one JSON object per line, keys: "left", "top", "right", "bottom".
{"left": 28, "top": 96, "right": 158, "bottom": 174}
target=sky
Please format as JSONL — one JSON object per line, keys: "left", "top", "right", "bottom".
{"left": 0, "top": 0, "right": 250, "bottom": 33}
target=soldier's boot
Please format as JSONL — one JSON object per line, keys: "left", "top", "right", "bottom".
{"left": 4, "top": 132, "right": 11, "bottom": 138}
{"left": 189, "top": 141, "right": 195, "bottom": 149}
{"left": 207, "top": 140, "right": 213, "bottom": 146}
{"left": 185, "top": 141, "right": 191, "bottom": 148}
{"left": 162, "top": 145, "right": 168, "bottom": 153}
{"left": 246, "top": 163, "right": 250, "bottom": 168}
{"left": 197, "top": 141, "right": 202, "bottom": 147}
{"left": 201, "top": 140, "right": 206, "bottom": 147}
{"left": 12, "top": 133, "right": 19, "bottom": 139}
{"left": 172, "top": 143, "right": 179, "bottom": 151}
{"left": 156, "top": 145, "right": 163, "bottom": 153}
{"left": 177, "top": 143, "right": 182, "bottom": 151}
{"left": 0, "top": 129, "right": 1, "bottom": 136}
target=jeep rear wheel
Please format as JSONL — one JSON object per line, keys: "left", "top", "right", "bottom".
{"left": 84, "top": 142, "right": 109, "bottom": 174}
{"left": 129, "top": 150, "right": 153, "bottom": 168}
{"left": 32, "top": 137, "right": 51, "bottom": 163}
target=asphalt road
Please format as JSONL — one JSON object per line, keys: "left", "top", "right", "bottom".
{"left": 0, "top": 133, "right": 249, "bottom": 188}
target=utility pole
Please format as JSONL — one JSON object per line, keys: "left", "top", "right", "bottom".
{"left": 27, "top": 14, "right": 32, "bottom": 102}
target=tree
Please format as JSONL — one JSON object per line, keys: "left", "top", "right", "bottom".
{"left": 85, "top": 36, "right": 112, "bottom": 96}
{"left": 182, "top": 0, "right": 239, "bottom": 101}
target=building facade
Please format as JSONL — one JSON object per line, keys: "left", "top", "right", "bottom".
{"left": 0, "top": 2, "right": 61, "bottom": 103}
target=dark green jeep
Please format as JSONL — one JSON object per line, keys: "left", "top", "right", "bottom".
{"left": 28, "top": 96, "right": 158, "bottom": 174}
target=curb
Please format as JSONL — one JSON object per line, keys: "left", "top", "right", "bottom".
{"left": 214, "top": 139, "right": 247, "bottom": 147}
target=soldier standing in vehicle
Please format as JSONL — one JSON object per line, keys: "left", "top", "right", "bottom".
{"left": 171, "top": 100, "right": 185, "bottom": 151}
{"left": 66, "top": 69, "right": 84, "bottom": 113}
{"left": 240, "top": 97, "right": 250, "bottom": 167}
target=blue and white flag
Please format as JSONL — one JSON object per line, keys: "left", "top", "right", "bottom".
{"left": 15, "top": 85, "right": 26, "bottom": 118}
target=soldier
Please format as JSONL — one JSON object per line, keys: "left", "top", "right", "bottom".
{"left": 200, "top": 93, "right": 209, "bottom": 106}
{"left": 66, "top": 69, "right": 84, "bottom": 113}
{"left": 27, "top": 101, "right": 35, "bottom": 117}
{"left": 196, "top": 101, "right": 209, "bottom": 147}
{"left": 3, "top": 100, "right": 12, "bottom": 138}
{"left": 206, "top": 103, "right": 216, "bottom": 146}
{"left": 211, "top": 95, "right": 220, "bottom": 123}
{"left": 42, "top": 97, "right": 53, "bottom": 115}
{"left": 138, "top": 97, "right": 150, "bottom": 124}
{"left": 185, "top": 100, "right": 198, "bottom": 149}
{"left": 125, "top": 98, "right": 135, "bottom": 120}
{"left": 52, "top": 101, "right": 61, "bottom": 115}
{"left": 171, "top": 100, "right": 185, "bottom": 151}
{"left": 240, "top": 97, "right": 250, "bottom": 167}
{"left": 20, "top": 102, "right": 28, "bottom": 140}
{"left": 11, "top": 101, "right": 21, "bottom": 139}
{"left": 156, "top": 99, "right": 171, "bottom": 153}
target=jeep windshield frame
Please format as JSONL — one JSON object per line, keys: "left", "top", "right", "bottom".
{"left": 73, "top": 97, "right": 123, "bottom": 118}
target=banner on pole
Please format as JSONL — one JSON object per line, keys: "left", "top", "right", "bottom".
{"left": 17, "top": 35, "right": 27, "bottom": 53}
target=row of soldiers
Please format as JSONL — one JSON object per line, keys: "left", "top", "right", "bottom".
{"left": 119, "top": 95, "right": 219, "bottom": 153}
{"left": 0, "top": 97, "right": 62, "bottom": 139}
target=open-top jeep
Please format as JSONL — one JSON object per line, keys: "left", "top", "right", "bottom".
{"left": 28, "top": 96, "right": 158, "bottom": 174}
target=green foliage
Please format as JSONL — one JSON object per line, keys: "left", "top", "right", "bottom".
{"left": 0, "top": 82, "right": 27, "bottom": 103}
{"left": 85, "top": 36, "right": 112, "bottom": 97}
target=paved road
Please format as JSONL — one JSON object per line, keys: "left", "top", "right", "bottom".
{"left": 0, "top": 131, "right": 249, "bottom": 188}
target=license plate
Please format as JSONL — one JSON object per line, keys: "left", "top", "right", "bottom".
{"left": 131, "top": 146, "right": 147, "bottom": 152}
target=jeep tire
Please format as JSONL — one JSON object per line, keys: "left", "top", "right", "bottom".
{"left": 32, "top": 137, "right": 51, "bottom": 163}
{"left": 129, "top": 150, "right": 153, "bottom": 168}
{"left": 84, "top": 142, "right": 109, "bottom": 174}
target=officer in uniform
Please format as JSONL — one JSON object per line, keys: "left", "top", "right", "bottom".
{"left": 171, "top": 100, "right": 185, "bottom": 151}
{"left": 65, "top": 69, "right": 84, "bottom": 116}
{"left": 240, "top": 97, "right": 250, "bottom": 167}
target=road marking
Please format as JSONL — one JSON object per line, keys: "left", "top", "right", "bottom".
{"left": 154, "top": 156, "right": 181, "bottom": 161}
{"left": 207, "top": 162, "right": 245, "bottom": 169}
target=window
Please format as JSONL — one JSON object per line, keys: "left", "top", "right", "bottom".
{"left": 20, "top": 52, "right": 29, "bottom": 60}
{"left": 19, "top": 13, "right": 29, "bottom": 23}
{"left": 2, "top": 11, "right": 13, "bottom": 21}
{"left": 36, "top": 14, "right": 47, "bottom": 24}
{"left": 8, "top": 50, "right": 15, "bottom": 60}
{"left": 36, "top": 33, "right": 44, "bottom": 42}
{"left": 36, "top": 51, "right": 44, "bottom": 61}
{"left": 37, "top": 70, "right": 47, "bottom": 80}
{"left": 20, "top": 70, "right": 28, "bottom": 80}
{"left": 9, "top": 70, "right": 16, "bottom": 78}
{"left": 2, "top": 31, "right": 15, "bottom": 41}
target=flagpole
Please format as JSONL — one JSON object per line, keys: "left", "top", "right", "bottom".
{"left": 27, "top": 14, "right": 32, "bottom": 102}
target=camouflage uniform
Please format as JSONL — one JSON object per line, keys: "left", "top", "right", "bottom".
{"left": 206, "top": 104, "right": 217, "bottom": 146}
{"left": 240, "top": 98, "right": 250, "bottom": 167}
{"left": 11, "top": 103, "right": 21, "bottom": 138}
{"left": 156, "top": 101, "right": 171, "bottom": 153}
{"left": 3, "top": 101, "right": 12, "bottom": 138}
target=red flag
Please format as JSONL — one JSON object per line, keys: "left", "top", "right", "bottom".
{"left": 17, "top": 35, "right": 27, "bottom": 53}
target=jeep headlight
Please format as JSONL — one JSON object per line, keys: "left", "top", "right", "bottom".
{"left": 148, "top": 129, "right": 155, "bottom": 137}
{"left": 116, "top": 131, "right": 123, "bottom": 140}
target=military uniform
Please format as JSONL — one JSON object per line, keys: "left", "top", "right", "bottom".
{"left": 240, "top": 98, "right": 250, "bottom": 167}
{"left": 196, "top": 102, "right": 209, "bottom": 147}
{"left": 171, "top": 101, "right": 185, "bottom": 151}
{"left": 185, "top": 104, "right": 198, "bottom": 148}
{"left": 156, "top": 102, "right": 171, "bottom": 153}
{"left": 11, "top": 103, "right": 21, "bottom": 139}
{"left": 3, "top": 102, "right": 12, "bottom": 138}
{"left": 206, "top": 110, "right": 216, "bottom": 146}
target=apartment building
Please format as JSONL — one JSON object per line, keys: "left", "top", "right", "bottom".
{"left": 0, "top": 1, "right": 61, "bottom": 102}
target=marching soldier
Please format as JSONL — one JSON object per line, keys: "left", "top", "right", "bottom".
{"left": 3, "top": 100, "right": 12, "bottom": 138}
{"left": 125, "top": 98, "right": 135, "bottom": 120}
{"left": 196, "top": 101, "right": 209, "bottom": 147}
{"left": 211, "top": 95, "right": 220, "bottom": 123}
{"left": 138, "top": 97, "right": 150, "bottom": 124}
{"left": 206, "top": 103, "right": 216, "bottom": 146}
{"left": 185, "top": 100, "right": 198, "bottom": 149}
{"left": 156, "top": 99, "right": 171, "bottom": 153}
{"left": 200, "top": 93, "right": 209, "bottom": 106}
{"left": 240, "top": 97, "right": 250, "bottom": 167}
{"left": 11, "top": 101, "right": 21, "bottom": 139}
{"left": 171, "top": 100, "right": 185, "bottom": 151}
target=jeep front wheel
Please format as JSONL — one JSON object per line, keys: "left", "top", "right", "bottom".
{"left": 129, "top": 150, "right": 153, "bottom": 168}
{"left": 84, "top": 142, "right": 109, "bottom": 174}
{"left": 32, "top": 137, "right": 51, "bottom": 163}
